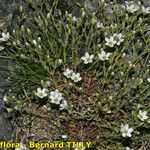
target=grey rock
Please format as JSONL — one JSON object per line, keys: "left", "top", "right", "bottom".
{"left": 0, "top": 0, "right": 19, "bottom": 27}
{"left": 0, "top": 0, "right": 33, "bottom": 30}
{"left": 0, "top": 57, "right": 14, "bottom": 141}
{"left": 142, "top": 0, "right": 150, "bottom": 7}
{"left": 0, "top": 109, "right": 14, "bottom": 141}
{"left": 86, "top": 0, "right": 99, "bottom": 12}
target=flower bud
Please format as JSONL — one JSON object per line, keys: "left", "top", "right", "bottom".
{"left": 13, "top": 41, "right": 17, "bottom": 46}
{"left": 19, "top": 6, "right": 23, "bottom": 12}
{"left": 47, "top": 13, "right": 50, "bottom": 18}
{"left": 32, "top": 40, "right": 37, "bottom": 45}
{"left": 25, "top": 42, "right": 29, "bottom": 46}
{"left": 27, "top": 28, "right": 31, "bottom": 34}
{"left": 38, "top": 37, "right": 41, "bottom": 41}
{"left": 38, "top": 45, "right": 41, "bottom": 49}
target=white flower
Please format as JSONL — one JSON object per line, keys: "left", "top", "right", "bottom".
{"left": 15, "top": 143, "right": 27, "bottom": 150}
{"left": 126, "top": 3, "right": 139, "bottom": 13}
{"left": 60, "top": 100, "right": 68, "bottom": 110}
{"left": 0, "top": 32, "right": 10, "bottom": 41}
{"left": 36, "top": 88, "right": 48, "bottom": 99}
{"left": 105, "top": 36, "right": 117, "bottom": 47}
{"left": 49, "top": 89, "right": 62, "bottom": 104}
{"left": 74, "top": 142, "right": 85, "bottom": 150}
{"left": 142, "top": 6, "right": 150, "bottom": 14}
{"left": 0, "top": 46, "right": 4, "bottom": 51}
{"left": 125, "top": 147, "right": 134, "bottom": 150}
{"left": 147, "top": 77, "right": 150, "bottom": 83}
{"left": 81, "top": 52, "right": 94, "bottom": 64}
{"left": 72, "top": 16, "right": 78, "bottom": 21}
{"left": 113, "top": 33, "right": 124, "bottom": 45}
{"left": 137, "top": 110, "right": 148, "bottom": 121}
{"left": 98, "top": 50, "right": 111, "bottom": 61}
{"left": 96, "top": 21, "right": 104, "bottom": 28}
{"left": 71, "top": 73, "right": 82, "bottom": 82}
{"left": 121, "top": 124, "right": 133, "bottom": 137}
{"left": 63, "top": 68, "right": 73, "bottom": 78}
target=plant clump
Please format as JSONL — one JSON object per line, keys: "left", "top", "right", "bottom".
{"left": 0, "top": 0, "right": 150, "bottom": 149}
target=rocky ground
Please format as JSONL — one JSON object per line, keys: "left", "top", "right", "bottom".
{"left": 0, "top": 0, "right": 26, "bottom": 141}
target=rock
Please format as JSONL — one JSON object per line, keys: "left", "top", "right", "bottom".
{"left": 0, "top": 57, "right": 14, "bottom": 141}
{"left": 0, "top": 0, "right": 19, "bottom": 27}
{"left": 0, "top": 0, "right": 32, "bottom": 30}
{"left": 0, "top": 109, "right": 14, "bottom": 141}
{"left": 0, "top": 0, "right": 41, "bottom": 142}
{"left": 142, "top": 0, "right": 150, "bottom": 7}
